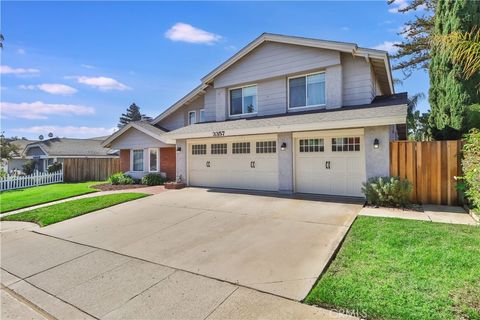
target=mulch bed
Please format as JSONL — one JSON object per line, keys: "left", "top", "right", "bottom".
{"left": 93, "top": 183, "right": 149, "bottom": 191}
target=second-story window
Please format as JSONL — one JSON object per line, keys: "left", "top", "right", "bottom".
{"left": 188, "top": 111, "right": 196, "bottom": 125}
{"left": 289, "top": 72, "right": 325, "bottom": 109}
{"left": 199, "top": 109, "right": 205, "bottom": 122}
{"left": 230, "top": 85, "right": 257, "bottom": 116}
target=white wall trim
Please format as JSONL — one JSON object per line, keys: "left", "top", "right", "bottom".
{"left": 148, "top": 148, "right": 160, "bottom": 172}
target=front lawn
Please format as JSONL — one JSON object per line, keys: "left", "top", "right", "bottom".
{"left": 0, "top": 181, "right": 104, "bottom": 213}
{"left": 305, "top": 216, "right": 480, "bottom": 320}
{"left": 1, "top": 193, "right": 147, "bottom": 227}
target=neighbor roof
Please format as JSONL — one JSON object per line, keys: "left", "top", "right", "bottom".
{"left": 23, "top": 138, "right": 118, "bottom": 157}
{"left": 101, "top": 121, "right": 174, "bottom": 148}
{"left": 152, "top": 32, "right": 394, "bottom": 125}
{"left": 163, "top": 93, "right": 407, "bottom": 140}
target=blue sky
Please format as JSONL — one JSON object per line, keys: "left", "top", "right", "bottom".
{"left": 1, "top": 1, "right": 429, "bottom": 139}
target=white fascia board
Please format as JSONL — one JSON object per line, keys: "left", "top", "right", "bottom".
{"left": 130, "top": 123, "right": 175, "bottom": 145}
{"left": 102, "top": 123, "right": 174, "bottom": 148}
{"left": 167, "top": 115, "right": 407, "bottom": 140}
{"left": 101, "top": 123, "right": 133, "bottom": 148}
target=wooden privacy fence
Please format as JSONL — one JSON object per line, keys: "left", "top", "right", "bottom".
{"left": 390, "top": 140, "right": 463, "bottom": 205}
{"left": 63, "top": 158, "right": 120, "bottom": 182}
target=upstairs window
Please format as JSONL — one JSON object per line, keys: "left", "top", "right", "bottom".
{"left": 199, "top": 109, "right": 205, "bottom": 122}
{"left": 188, "top": 111, "right": 196, "bottom": 125}
{"left": 230, "top": 85, "right": 257, "bottom": 116}
{"left": 289, "top": 72, "right": 325, "bottom": 108}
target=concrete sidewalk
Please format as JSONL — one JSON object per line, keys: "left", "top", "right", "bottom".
{"left": 1, "top": 230, "right": 355, "bottom": 320}
{"left": 359, "top": 204, "right": 478, "bottom": 226}
{"left": 0, "top": 185, "right": 165, "bottom": 218}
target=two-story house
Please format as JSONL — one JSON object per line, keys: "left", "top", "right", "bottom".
{"left": 102, "top": 33, "right": 407, "bottom": 197}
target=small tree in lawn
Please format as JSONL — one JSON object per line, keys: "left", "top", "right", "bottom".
{"left": 0, "top": 134, "right": 20, "bottom": 160}
{"left": 118, "top": 103, "right": 146, "bottom": 128}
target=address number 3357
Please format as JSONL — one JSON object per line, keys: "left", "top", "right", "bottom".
{"left": 213, "top": 131, "right": 225, "bottom": 137}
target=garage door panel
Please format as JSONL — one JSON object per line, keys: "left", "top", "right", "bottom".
{"left": 295, "top": 134, "right": 366, "bottom": 197}
{"left": 188, "top": 136, "right": 279, "bottom": 192}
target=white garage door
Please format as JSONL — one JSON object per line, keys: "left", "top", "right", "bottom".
{"left": 295, "top": 131, "right": 366, "bottom": 197}
{"left": 188, "top": 135, "right": 278, "bottom": 191}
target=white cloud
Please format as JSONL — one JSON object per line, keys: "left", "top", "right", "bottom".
{"left": 373, "top": 41, "right": 400, "bottom": 54}
{"left": 388, "top": 0, "right": 408, "bottom": 13}
{"left": 341, "top": 26, "right": 350, "bottom": 31}
{"left": 75, "top": 76, "right": 130, "bottom": 91}
{"left": 0, "top": 101, "right": 95, "bottom": 120}
{"left": 0, "top": 65, "right": 39, "bottom": 75}
{"left": 19, "top": 83, "right": 78, "bottom": 95}
{"left": 81, "top": 64, "right": 96, "bottom": 69}
{"left": 224, "top": 45, "right": 237, "bottom": 51}
{"left": 165, "top": 23, "right": 221, "bottom": 44}
{"left": 11, "top": 126, "right": 116, "bottom": 139}
{"left": 17, "top": 48, "right": 26, "bottom": 55}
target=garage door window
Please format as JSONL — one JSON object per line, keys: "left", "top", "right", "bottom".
{"left": 256, "top": 141, "right": 276, "bottom": 153}
{"left": 232, "top": 142, "right": 250, "bottom": 154}
{"left": 299, "top": 139, "right": 324, "bottom": 152}
{"left": 332, "top": 137, "right": 360, "bottom": 152}
{"left": 211, "top": 143, "right": 227, "bottom": 154}
{"left": 192, "top": 144, "right": 207, "bottom": 155}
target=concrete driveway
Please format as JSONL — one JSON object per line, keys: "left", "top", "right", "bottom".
{"left": 1, "top": 188, "right": 361, "bottom": 319}
{"left": 37, "top": 188, "right": 361, "bottom": 300}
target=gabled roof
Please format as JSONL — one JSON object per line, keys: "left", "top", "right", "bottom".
{"left": 163, "top": 93, "right": 407, "bottom": 140}
{"left": 152, "top": 33, "right": 394, "bottom": 125}
{"left": 101, "top": 121, "right": 174, "bottom": 148}
{"left": 22, "top": 138, "right": 118, "bottom": 157}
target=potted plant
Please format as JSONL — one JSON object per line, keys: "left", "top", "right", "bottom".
{"left": 164, "top": 175, "right": 186, "bottom": 189}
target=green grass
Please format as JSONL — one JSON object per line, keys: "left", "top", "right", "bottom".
{"left": 305, "top": 216, "right": 480, "bottom": 320}
{"left": 0, "top": 181, "right": 105, "bottom": 213}
{"left": 1, "top": 193, "right": 147, "bottom": 227}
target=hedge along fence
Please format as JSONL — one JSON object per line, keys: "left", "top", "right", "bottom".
{"left": 390, "top": 140, "right": 463, "bottom": 205}
{"left": 63, "top": 158, "right": 120, "bottom": 182}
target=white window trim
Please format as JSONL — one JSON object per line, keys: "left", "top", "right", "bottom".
{"left": 188, "top": 111, "right": 196, "bottom": 125}
{"left": 199, "top": 109, "right": 205, "bottom": 123}
{"left": 148, "top": 148, "right": 159, "bottom": 172}
{"left": 228, "top": 84, "right": 258, "bottom": 117}
{"left": 287, "top": 71, "right": 326, "bottom": 110}
{"left": 131, "top": 149, "right": 144, "bottom": 172}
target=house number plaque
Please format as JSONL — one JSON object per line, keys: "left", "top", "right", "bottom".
{"left": 212, "top": 131, "right": 225, "bottom": 137}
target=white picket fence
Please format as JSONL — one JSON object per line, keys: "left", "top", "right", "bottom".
{"left": 0, "top": 170, "right": 64, "bottom": 191}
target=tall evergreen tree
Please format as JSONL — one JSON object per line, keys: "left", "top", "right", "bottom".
{"left": 118, "top": 103, "right": 146, "bottom": 128}
{"left": 428, "top": 0, "right": 480, "bottom": 139}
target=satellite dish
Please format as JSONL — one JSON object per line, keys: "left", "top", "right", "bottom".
{"left": 39, "top": 135, "right": 44, "bottom": 140}
{"left": 48, "top": 132, "right": 53, "bottom": 138}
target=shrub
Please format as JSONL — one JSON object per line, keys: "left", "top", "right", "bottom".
{"left": 22, "top": 160, "right": 36, "bottom": 175}
{"left": 47, "top": 161, "right": 62, "bottom": 173}
{"left": 109, "top": 172, "right": 135, "bottom": 185}
{"left": 461, "top": 129, "right": 480, "bottom": 212}
{"left": 141, "top": 173, "right": 166, "bottom": 186}
{"left": 362, "top": 176, "right": 413, "bottom": 207}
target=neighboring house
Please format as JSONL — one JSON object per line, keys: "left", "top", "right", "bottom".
{"left": 8, "top": 137, "right": 118, "bottom": 173}
{"left": 102, "top": 33, "right": 407, "bottom": 197}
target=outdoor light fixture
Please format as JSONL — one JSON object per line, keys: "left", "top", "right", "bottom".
{"left": 281, "top": 142, "right": 287, "bottom": 151}
{"left": 373, "top": 138, "right": 380, "bottom": 149}
{"left": 176, "top": 146, "right": 182, "bottom": 153}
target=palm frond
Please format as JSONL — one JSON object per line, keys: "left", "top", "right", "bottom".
{"left": 433, "top": 27, "right": 480, "bottom": 80}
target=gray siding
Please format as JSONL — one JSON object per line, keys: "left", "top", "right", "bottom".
{"left": 342, "top": 53, "right": 374, "bottom": 106}
{"left": 110, "top": 128, "right": 172, "bottom": 149}
{"left": 257, "top": 78, "right": 287, "bottom": 116}
{"left": 183, "top": 95, "right": 205, "bottom": 124}
{"left": 203, "top": 87, "right": 216, "bottom": 122}
{"left": 214, "top": 42, "right": 340, "bottom": 88}
{"left": 157, "top": 107, "right": 185, "bottom": 131}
